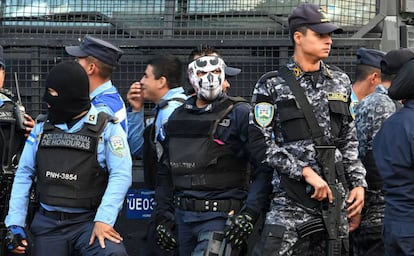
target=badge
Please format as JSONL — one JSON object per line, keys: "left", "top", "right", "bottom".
{"left": 254, "top": 102, "right": 274, "bottom": 128}
{"left": 109, "top": 135, "right": 126, "bottom": 157}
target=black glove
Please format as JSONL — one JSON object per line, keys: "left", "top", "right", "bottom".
{"left": 155, "top": 212, "right": 178, "bottom": 251}
{"left": 224, "top": 208, "right": 258, "bottom": 248}
{"left": 5, "top": 225, "right": 27, "bottom": 251}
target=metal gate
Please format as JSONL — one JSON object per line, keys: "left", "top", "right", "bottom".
{"left": 0, "top": 0, "right": 384, "bottom": 255}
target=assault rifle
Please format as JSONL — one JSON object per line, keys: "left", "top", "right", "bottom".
{"left": 314, "top": 142, "right": 343, "bottom": 256}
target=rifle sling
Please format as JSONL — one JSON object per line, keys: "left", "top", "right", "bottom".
{"left": 278, "top": 66, "right": 325, "bottom": 141}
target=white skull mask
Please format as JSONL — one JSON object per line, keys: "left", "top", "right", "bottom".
{"left": 188, "top": 56, "right": 225, "bottom": 101}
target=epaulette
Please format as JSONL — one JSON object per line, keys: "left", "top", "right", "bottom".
{"left": 325, "top": 64, "right": 344, "bottom": 72}
{"left": 227, "top": 95, "right": 248, "bottom": 103}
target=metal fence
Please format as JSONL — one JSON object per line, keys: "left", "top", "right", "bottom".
{"left": 0, "top": 0, "right": 381, "bottom": 118}
{"left": 0, "top": 1, "right": 385, "bottom": 254}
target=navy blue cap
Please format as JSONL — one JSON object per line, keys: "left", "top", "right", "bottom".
{"left": 65, "top": 35, "right": 123, "bottom": 66}
{"left": 225, "top": 66, "right": 241, "bottom": 77}
{"left": 288, "top": 3, "right": 343, "bottom": 34}
{"left": 380, "top": 48, "right": 414, "bottom": 75}
{"left": 356, "top": 48, "right": 385, "bottom": 69}
{"left": 0, "top": 46, "right": 5, "bottom": 68}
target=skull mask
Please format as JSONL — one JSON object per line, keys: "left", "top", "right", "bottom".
{"left": 188, "top": 56, "right": 225, "bottom": 102}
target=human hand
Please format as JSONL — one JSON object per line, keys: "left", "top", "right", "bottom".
{"left": 346, "top": 186, "right": 365, "bottom": 218}
{"left": 126, "top": 81, "right": 144, "bottom": 112}
{"left": 348, "top": 213, "right": 362, "bottom": 232}
{"left": 155, "top": 212, "right": 177, "bottom": 251}
{"left": 23, "top": 114, "right": 35, "bottom": 137}
{"left": 5, "top": 225, "right": 28, "bottom": 254}
{"left": 89, "top": 221, "right": 123, "bottom": 249}
{"left": 224, "top": 209, "right": 258, "bottom": 248}
{"left": 302, "top": 166, "right": 333, "bottom": 203}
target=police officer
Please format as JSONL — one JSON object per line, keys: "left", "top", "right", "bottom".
{"left": 352, "top": 49, "right": 405, "bottom": 256}
{"left": 349, "top": 48, "right": 386, "bottom": 119}
{"left": 126, "top": 55, "right": 187, "bottom": 256}
{"left": 373, "top": 50, "right": 414, "bottom": 256}
{"left": 0, "top": 45, "right": 35, "bottom": 255}
{"left": 66, "top": 35, "right": 128, "bottom": 132}
{"left": 153, "top": 55, "right": 273, "bottom": 255}
{"left": 126, "top": 54, "right": 187, "bottom": 160}
{"left": 4, "top": 61, "right": 132, "bottom": 255}
{"left": 251, "top": 3, "right": 366, "bottom": 255}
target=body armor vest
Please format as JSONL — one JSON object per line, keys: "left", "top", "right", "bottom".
{"left": 166, "top": 97, "right": 249, "bottom": 191}
{"left": 36, "top": 113, "right": 111, "bottom": 209}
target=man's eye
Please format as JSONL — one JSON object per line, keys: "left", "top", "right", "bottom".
{"left": 197, "top": 71, "right": 207, "bottom": 77}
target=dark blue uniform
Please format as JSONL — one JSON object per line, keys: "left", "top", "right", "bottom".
{"left": 373, "top": 99, "right": 414, "bottom": 255}
{"left": 154, "top": 95, "right": 272, "bottom": 255}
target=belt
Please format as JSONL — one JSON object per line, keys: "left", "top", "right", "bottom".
{"left": 38, "top": 207, "right": 91, "bottom": 221}
{"left": 174, "top": 197, "right": 242, "bottom": 212}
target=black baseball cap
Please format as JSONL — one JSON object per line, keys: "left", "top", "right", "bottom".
{"left": 288, "top": 3, "right": 343, "bottom": 34}
{"left": 380, "top": 48, "right": 414, "bottom": 75}
{"left": 65, "top": 35, "right": 123, "bottom": 66}
{"left": 356, "top": 48, "right": 385, "bottom": 69}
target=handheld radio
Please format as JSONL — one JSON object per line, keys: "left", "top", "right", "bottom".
{"left": 13, "top": 72, "right": 26, "bottom": 131}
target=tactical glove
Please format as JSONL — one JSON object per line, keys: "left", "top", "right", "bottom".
{"left": 224, "top": 208, "right": 258, "bottom": 248}
{"left": 155, "top": 212, "right": 178, "bottom": 251}
{"left": 5, "top": 225, "right": 27, "bottom": 251}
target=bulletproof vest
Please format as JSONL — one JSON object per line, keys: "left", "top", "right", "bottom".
{"left": 143, "top": 98, "right": 185, "bottom": 189}
{"left": 35, "top": 113, "right": 112, "bottom": 209}
{"left": 166, "top": 96, "right": 249, "bottom": 191}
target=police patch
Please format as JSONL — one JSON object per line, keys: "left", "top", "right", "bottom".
{"left": 109, "top": 135, "right": 126, "bottom": 157}
{"left": 254, "top": 102, "right": 274, "bottom": 128}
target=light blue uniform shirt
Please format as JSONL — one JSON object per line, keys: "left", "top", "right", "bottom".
{"left": 127, "top": 87, "right": 187, "bottom": 158}
{"left": 349, "top": 85, "right": 359, "bottom": 119}
{"left": 5, "top": 105, "right": 132, "bottom": 227}
{"left": 91, "top": 80, "right": 128, "bottom": 132}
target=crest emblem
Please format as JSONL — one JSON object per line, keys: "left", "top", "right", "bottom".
{"left": 254, "top": 103, "right": 274, "bottom": 128}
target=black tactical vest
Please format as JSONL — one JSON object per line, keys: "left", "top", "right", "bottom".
{"left": 36, "top": 113, "right": 112, "bottom": 209}
{"left": 166, "top": 97, "right": 249, "bottom": 191}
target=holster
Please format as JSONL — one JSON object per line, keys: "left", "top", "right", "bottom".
{"left": 280, "top": 175, "right": 319, "bottom": 209}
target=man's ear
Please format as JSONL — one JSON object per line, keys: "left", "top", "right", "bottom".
{"left": 158, "top": 76, "right": 167, "bottom": 89}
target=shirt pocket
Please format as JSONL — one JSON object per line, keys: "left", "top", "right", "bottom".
{"left": 277, "top": 99, "right": 312, "bottom": 142}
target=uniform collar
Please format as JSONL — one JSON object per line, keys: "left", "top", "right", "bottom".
{"left": 287, "top": 58, "right": 334, "bottom": 80}
{"left": 90, "top": 80, "right": 113, "bottom": 99}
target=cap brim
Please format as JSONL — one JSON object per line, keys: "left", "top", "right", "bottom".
{"left": 65, "top": 46, "right": 88, "bottom": 57}
{"left": 308, "top": 23, "right": 343, "bottom": 34}
{"left": 225, "top": 66, "right": 241, "bottom": 77}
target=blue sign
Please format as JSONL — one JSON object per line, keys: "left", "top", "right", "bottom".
{"left": 126, "top": 189, "right": 155, "bottom": 219}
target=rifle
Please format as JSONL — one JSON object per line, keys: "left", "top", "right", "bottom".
{"left": 315, "top": 143, "right": 343, "bottom": 256}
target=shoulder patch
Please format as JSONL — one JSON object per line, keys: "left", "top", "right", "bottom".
{"left": 254, "top": 102, "right": 274, "bottom": 128}
{"left": 109, "top": 135, "right": 127, "bottom": 158}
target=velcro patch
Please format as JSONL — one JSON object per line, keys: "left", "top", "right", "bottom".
{"left": 327, "top": 92, "right": 348, "bottom": 102}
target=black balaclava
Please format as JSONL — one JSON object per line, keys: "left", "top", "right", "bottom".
{"left": 43, "top": 61, "right": 91, "bottom": 124}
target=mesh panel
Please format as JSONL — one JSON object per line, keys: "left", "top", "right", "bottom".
{"left": 0, "top": 0, "right": 381, "bottom": 117}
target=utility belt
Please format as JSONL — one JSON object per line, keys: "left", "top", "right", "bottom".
{"left": 38, "top": 207, "right": 93, "bottom": 221}
{"left": 174, "top": 197, "right": 242, "bottom": 213}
